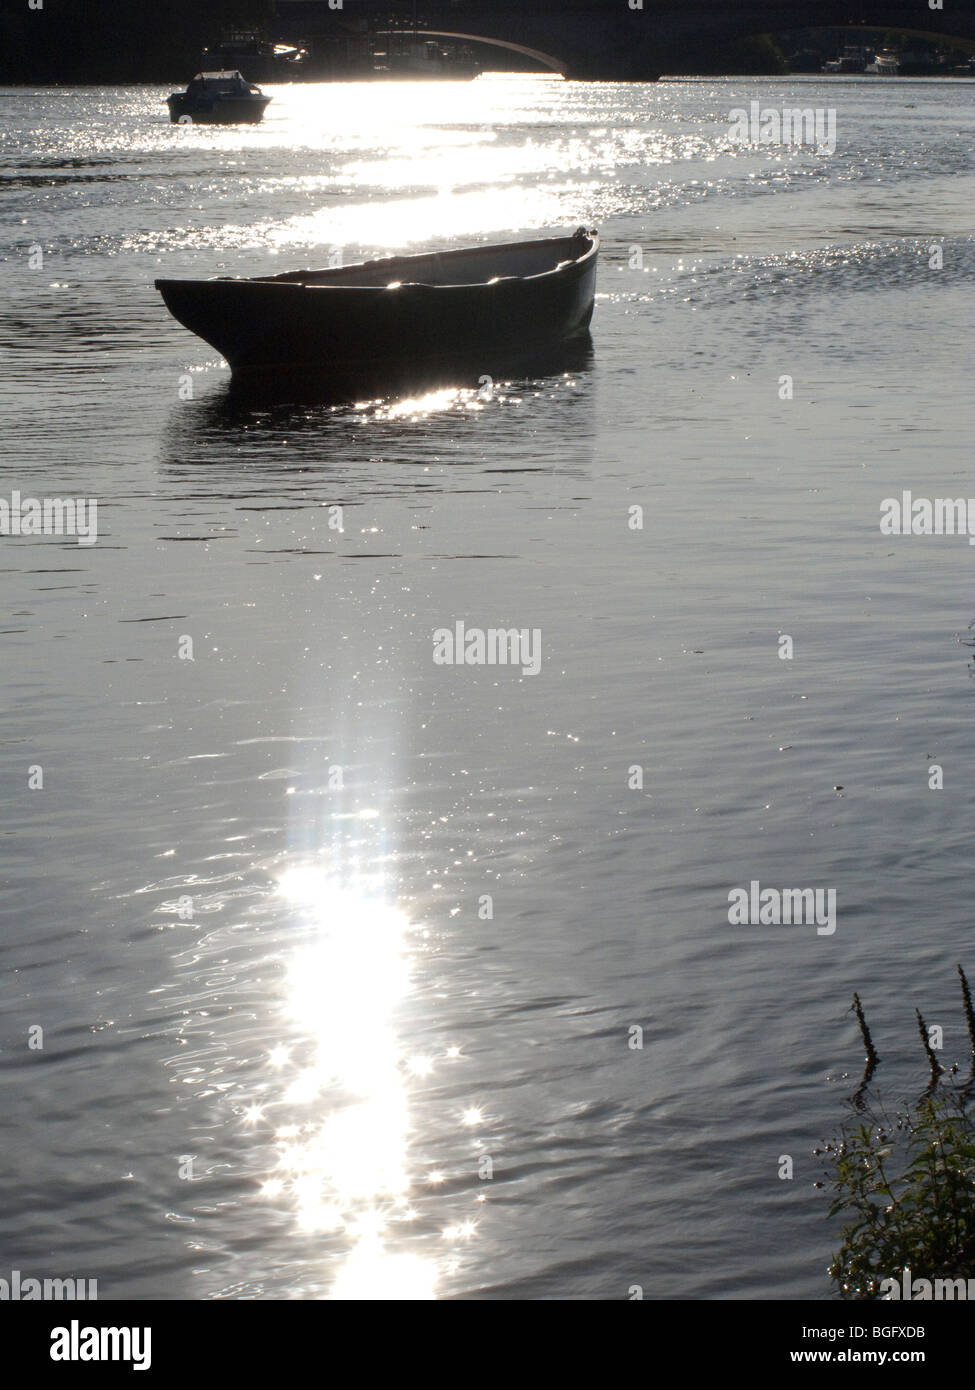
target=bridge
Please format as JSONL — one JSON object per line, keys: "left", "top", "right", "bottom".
{"left": 377, "top": 29, "right": 569, "bottom": 75}
{"left": 275, "top": 1, "right": 975, "bottom": 80}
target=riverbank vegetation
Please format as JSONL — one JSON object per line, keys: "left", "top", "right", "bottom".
{"left": 823, "top": 969, "right": 975, "bottom": 1299}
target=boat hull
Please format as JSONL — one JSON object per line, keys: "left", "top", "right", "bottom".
{"left": 167, "top": 94, "right": 270, "bottom": 124}
{"left": 155, "top": 233, "right": 598, "bottom": 390}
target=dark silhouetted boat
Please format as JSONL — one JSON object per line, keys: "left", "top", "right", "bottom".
{"left": 155, "top": 229, "right": 598, "bottom": 393}
{"left": 166, "top": 71, "right": 272, "bottom": 125}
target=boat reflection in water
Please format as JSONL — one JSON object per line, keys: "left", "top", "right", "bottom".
{"left": 264, "top": 866, "right": 438, "bottom": 1299}
{"left": 217, "top": 332, "right": 594, "bottom": 408}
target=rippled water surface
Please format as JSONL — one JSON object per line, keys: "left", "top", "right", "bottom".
{"left": 2, "top": 75, "right": 974, "bottom": 1299}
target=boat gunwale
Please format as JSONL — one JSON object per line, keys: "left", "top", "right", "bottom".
{"left": 154, "top": 231, "right": 598, "bottom": 296}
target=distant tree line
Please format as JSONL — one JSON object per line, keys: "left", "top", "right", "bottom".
{"left": 664, "top": 36, "right": 788, "bottom": 76}
{"left": 0, "top": 7, "right": 789, "bottom": 82}
{"left": 0, "top": 0, "right": 273, "bottom": 84}
{"left": 25, "top": 5, "right": 958, "bottom": 83}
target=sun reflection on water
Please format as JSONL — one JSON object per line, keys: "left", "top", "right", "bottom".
{"left": 264, "top": 865, "right": 439, "bottom": 1298}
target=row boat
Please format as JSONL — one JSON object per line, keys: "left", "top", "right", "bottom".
{"left": 155, "top": 229, "right": 598, "bottom": 392}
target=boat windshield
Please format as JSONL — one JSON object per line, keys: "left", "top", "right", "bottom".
{"left": 187, "top": 71, "right": 259, "bottom": 95}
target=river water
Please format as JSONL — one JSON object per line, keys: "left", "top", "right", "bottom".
{"left": 1, "top": 74, "right": 974, "bottom": 1300}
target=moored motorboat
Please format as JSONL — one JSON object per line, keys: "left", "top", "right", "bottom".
{"left": 155, "top": 229, "right": 598, "bottom": 389}
{"left": 166, "top": 71, "right": 271, "bottom": 125}
{"left": 872, "top": 49, "right": 901, "bottom": 75}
